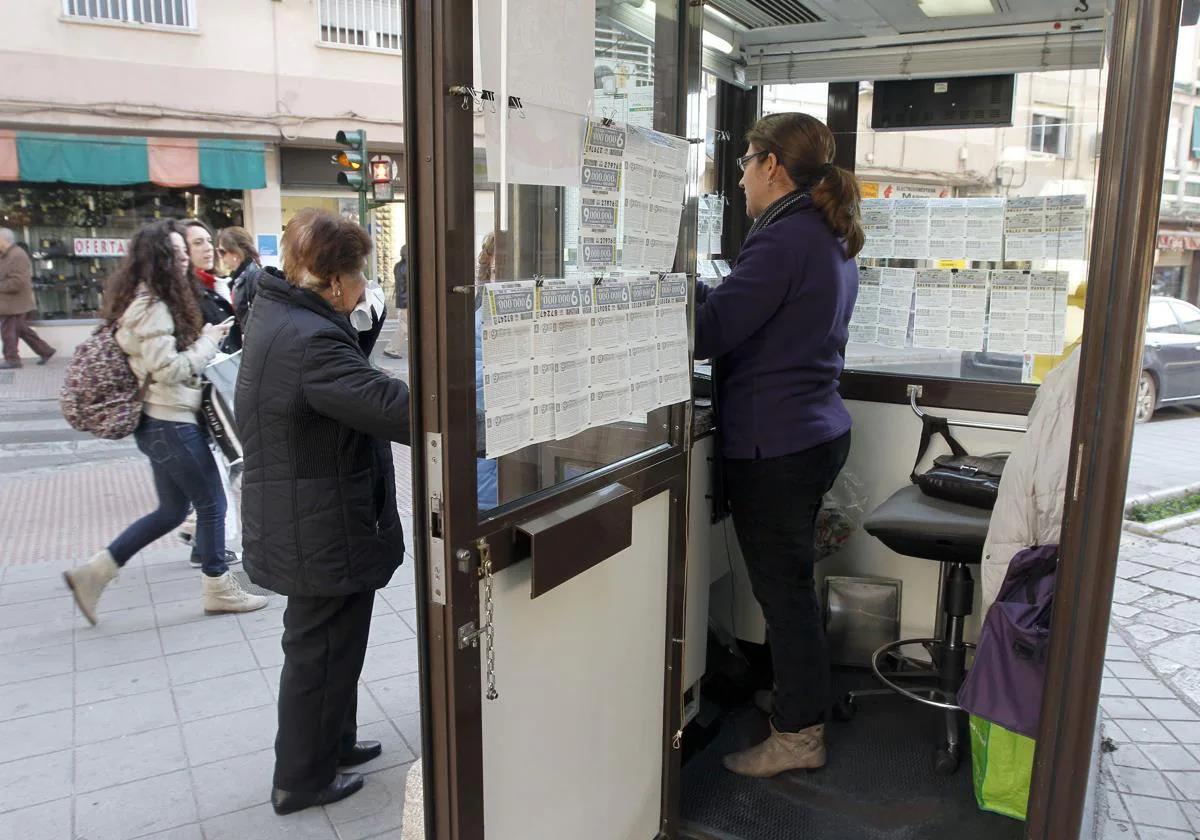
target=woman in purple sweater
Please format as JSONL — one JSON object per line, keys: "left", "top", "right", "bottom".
{"left": 695, "top": 112, "right": 864, "bottom": 778}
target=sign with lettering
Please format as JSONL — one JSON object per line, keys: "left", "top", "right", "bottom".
{"left": 73, "top": 238, "right": 128, "bottom": 258}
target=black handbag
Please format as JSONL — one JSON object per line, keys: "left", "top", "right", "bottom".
{"left": 910, "top": 413, "right": 1007, "bottom": 510}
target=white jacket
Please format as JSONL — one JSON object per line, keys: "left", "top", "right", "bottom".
{"left": 116, "top": 287, "right": 218, "bottom": 425}
{"left": 981, "top": 348, "right": 1081, "bottom": 610}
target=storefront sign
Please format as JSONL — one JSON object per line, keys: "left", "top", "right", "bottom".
{"left": 1157, "top": 231, "right": 1200, "bottom": 251}
{"left": 73, "top": 238, "right": 128, "bottom": 258}
{"left": 861, "top": 181, "right": 951, "bottom": 199}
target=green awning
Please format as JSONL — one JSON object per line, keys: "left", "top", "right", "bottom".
{"left": 17, "top": 133, "right": 148, "bottom": 185}
{"left": 199, "top": 139, "right": 267, "bottom": 190}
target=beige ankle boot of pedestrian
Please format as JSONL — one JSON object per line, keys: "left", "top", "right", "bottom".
{"left": 722, "top": 721, "right": 827, "bottom": 778}
{"left": 63, "top": 550, "right": 120, "bottom": 626}
{"left": 202, "top": 571, "right": 269, "bottom": 614}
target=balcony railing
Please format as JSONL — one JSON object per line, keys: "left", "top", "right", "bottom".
{"left": 63, "top": 0, "right": 196, "bottom": 29}
{"left": 318, "top": 0, "right": 402, "bottom": 52}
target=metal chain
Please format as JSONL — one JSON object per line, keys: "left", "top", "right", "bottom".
{"left": 477, "top": 538, "right": 499, "bottom": 701}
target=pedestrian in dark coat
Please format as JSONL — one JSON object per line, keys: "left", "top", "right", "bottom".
{"left": 235, "top": 208, "right": 410, "bottom": 816}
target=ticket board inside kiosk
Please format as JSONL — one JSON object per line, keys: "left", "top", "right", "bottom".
{"left": 401, "top": 0, "right": 1174, "bottom": 837}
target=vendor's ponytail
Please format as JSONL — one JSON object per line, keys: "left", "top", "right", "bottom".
{"left": 812, "top": 164, "right": 864, "bottom": 258}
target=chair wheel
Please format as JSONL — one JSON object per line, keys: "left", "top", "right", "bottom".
{"left": 933, "top": 747, "right": 959, "bottom": 775}
{"left": 833, "top": 696, "right": 857, "bottom": 722}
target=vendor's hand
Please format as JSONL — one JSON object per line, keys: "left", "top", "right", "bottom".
{"left": 202, "top": 320, "right": 233, "bottom": 343}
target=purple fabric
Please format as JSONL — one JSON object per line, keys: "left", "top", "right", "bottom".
{"left": 958, "top": 544, "right": 1059, "bottom": 739}
{"left": 694, "top": 197, "right": 858, "bottom": 460}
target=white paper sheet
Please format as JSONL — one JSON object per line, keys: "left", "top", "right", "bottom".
{"left": 554, "top": 392, "right": 590, "bottom": 440}
{"left": 588, "top": 384, "right": 633, "bottom": 428}
{"left": 484, "top": 405, "right": 533, "bottom": 459}
{"left": 656, "top": 370, "right": 690, "bottom": 408}
{"left": 481, "top": 281, "right": 536, "bottom": 368}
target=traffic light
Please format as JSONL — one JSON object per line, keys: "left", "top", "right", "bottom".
{"left": 332, "top": 129, "right": 367, "bottom": 191}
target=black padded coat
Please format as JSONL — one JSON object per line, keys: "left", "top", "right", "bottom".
{"left": 235, "top": 268, "right": 410, "bottom": 597}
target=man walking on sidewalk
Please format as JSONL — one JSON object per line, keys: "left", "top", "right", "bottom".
{"left": 0, "top": 228, "right": 55, "bottom": 369}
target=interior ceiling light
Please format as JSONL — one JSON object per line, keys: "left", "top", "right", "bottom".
{"left": 703, "top": 30, "right": 735, "bottom": 54}
{"left": 917, "top": 0, "right": 996, "bottom": 17}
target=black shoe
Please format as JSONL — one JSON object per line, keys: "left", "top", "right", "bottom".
{"left": 338, "top": 740, "right": 382, "bottom": 768}
{"left": 190, "top": 549, "right": 241, "bottom": 569}
{"left": 271, "top": 773, "right": 364, "bottom": 815}
{"left": 37, "top": 350, "right": 55, "bottom": 365}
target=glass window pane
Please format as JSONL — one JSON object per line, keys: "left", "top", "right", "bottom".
{"left": 471, "top": 0, "right": 685, "bottom": 516}
{"left": 847, "top": 65, "right": 1106, "bottom": 384}
{"left": 1169, "top": 300, "right": 1200, "bottom": 334}
{"left": 1148, "top": 300, "right": 1178, "bottom": 331}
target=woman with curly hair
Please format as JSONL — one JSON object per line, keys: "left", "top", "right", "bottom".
{"left": 63, "top": 220, "right": 268, "bottom": 624}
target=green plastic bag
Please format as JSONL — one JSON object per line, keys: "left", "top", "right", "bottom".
{"left": 970, "top": 714, "right": 1035, "bottom": 821}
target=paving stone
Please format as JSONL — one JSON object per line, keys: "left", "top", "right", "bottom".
{"left": 1176, "top": 562, "right": 1200, "bottom": 577}
{"left": 263, "top": 665, "right": 283, "bottom": 701}
{"left": 75, "top": 768, "right": 198, "bottom": 840}
{"left": 201, "top": 802, "right": 339, "bottom": 840}
{"left": 182, "top": 702, "right": 276, "bottom": 766}
{"left": 74, "top": 724, "right": 188, "bottom": 793}
{"left": 1111, "top": 744, "right": 1157, "bottom": 769}
{"left": 1142, "top": 743, "right": 1200, "bottom": 772}
{"left": 1126, "top": 679, "right": 1180, "bottom": 700}
{"left": 0, "top": 708, "right": 72, "bottom": 762}
{"left": 1110, "top": 661, "right": 1159, "bottom": 681}
{"left": 1137, "top": 827, "right": 1198, "bottom": 839}
{"left": 75, "top": 656, "right": 170, "bottom": 705}
{"left": 357, "top": 681, "right": 387, "bottom": 726}
{"left": 189, "top": 747, "right": 274, "bottom": 819}
{"left": 1161, "top": 599, "right": 1200, "bottom": 626}
{"left": 1113, "top": 719, "right": 1179, "bottom": 744}
{"left": 1135, "top": 553, "right": 1188, "bottom": 571}
{"left": 0, "top": 596, "right": 72, "bottom": 631}
{"left": 1119, "top": 560, "right": 1159, "bottom": 579}
{"left": 1151, "top": 656, "right": 1187, "bottom": 678}
{"left": 0, "top": 643, "right": 73, "bottom": 684}
{"left": 1163, "top": 720, "right": 1200, "bottom": 744}
{"left": 131, "top": 826, "right": 204, "bottom": 840}
{"left": 400, "top": 609, "right": 419, "bottom": 635}
{"left": 1166, "top": 770, "right": 1200, "bottom": 800}
{"left": 1137, "top": 571, "right": 1200, "bottom": 604}
{"left": 94, "top": 583, "right": 154, "bottom": 614}
{"left": 1098, "top": 819, "right": 1136, "bottom": 840}
{"left": 1141, "top": 614, "right": 1200, "bottom": 635}
{"left": 1104, "top": 786, "right": 1129, "bottom": 822}
{"left": 1111, "top": 763, "right": 1175, "bottom": 797}
{"left": 153, "top": 598, "right": 210, "bottom": 628}
{"left": 150, "top": 576, "right": 201, "bottom": 605}
{"left": 0, "top": 673, "right": 72, "bottom": 722}
{"left": 342, "top": 720, "right": 415, "bottom": 775}
{"left": 1114, "top": 579, "right": 1156, "bottom": 604}
{"left": 395, "top": 712, "right": 423, "bottom": 758}
{"left": 0, "top": 748, "right": 72, "bottom": 813}
{"left": 0, "top": 797, "right": 73, "bottom": 840}
{"left": 1139, "top": 592, "right": 1190, "bottom": 611}
{"left": 74, "top": 628, "right": 163, "bottom": 671}
{"left": 159, "top": 614, "right": 244, "bottom": 655}
{"left": 172, "top": 668, "right": 273, "bottom": 722}
{"left": 379, "top": 584, "right": 416, "bottom": 613}
{"left": 76, "top": 688, "right": 178, "bottom": 745}
{"left": 0, "top": 575, "right": 76, "bottom": 605}
{"left": 235, "top": 603, "right": 285, "bottom": 639}
{"left": 1103, "top": 676, "right": 1132, "bottom": 697}
{"left": 1126, "top": 624, "right": 1172, "bottom": 645}
{"left": 1153, "top": 542, "right": 1200, "bottom": 562}
{"left": 0, "top": 620, "right": 75, "bottom": 658}
{"left": 1111, "top": 603, "right": 1143, "bottom": 619}
{"left": 1179, "top": 800, "right": 1200, "bottom": 833}
{"left": 364, "top": 613, "right": 416, "bottom": 648}
{"left": 324, "top": 761, "right": 414, "bottom": 840}
{"left": 1123, "top": 793, "right": 1192, "bottom": 831}
{"left": 1103, "top": 698, "right": 1154, "bottom": 720}
{"left": 361, "top": 639, "right": 420, "bottom": 682}
{"left": 365, "top": 672, "right": 421, "bottom": 720}
{"left": 165, "top": 640, "right": 258, "bottom": 686}
{"left": 79, "top": 605, "right": 160, "bottom": 640}
{"left": 1142, "top": 699, "right": 1200, "bottom": 721}
{"left": 1107, "top": 645, "right": 1142, "bottom": 662}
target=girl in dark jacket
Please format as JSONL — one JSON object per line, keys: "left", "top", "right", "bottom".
{"left": 694, "top": 113, "right": 863, "bottom": 779}
{"left": 217, "top": 225, "right": 265, "bottom": 343}
{"left": 235, "top": 208, "right": 411, "bottom": 815}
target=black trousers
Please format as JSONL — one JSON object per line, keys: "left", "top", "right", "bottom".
{"left": 725, "top": 432, "right": 852, "bottom": 733}
{"left": 274, "top": 589, "right": 375, "bottom": 791}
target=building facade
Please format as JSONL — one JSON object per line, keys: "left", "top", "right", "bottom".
{"left": 0, "top": 0, "right": 407, "bottom": 320}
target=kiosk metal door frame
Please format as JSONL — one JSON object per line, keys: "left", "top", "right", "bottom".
{"left": 401, "top": 1, "right": 703, "bottom": 837}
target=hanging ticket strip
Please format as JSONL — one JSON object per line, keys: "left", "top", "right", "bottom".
{"left": 480, "top": 274, "right": 691, "bottom": 459}
{"left": 853, "top": 194, "right": 1084, "bottom": 355}
{"left": 579, "top": 119, "right": 690, "bottom": 273}
{"left": 849, "top": 267, "right": 1069, "bottom": 356}
{"left": 698, "top": 194, "right": 725, "bottom": 256}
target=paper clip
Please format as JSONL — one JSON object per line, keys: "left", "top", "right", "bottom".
{"left": 600, "top": 116, "right": 615, "bottom": 128}
{"left": 448, "top": 85, "right": 484, "bottom": 112}
{"left": 480, "top": 89, "right": 498, "bottom": 113}
{"left": 507, "top": 95, "right": 526, "bottom": 119}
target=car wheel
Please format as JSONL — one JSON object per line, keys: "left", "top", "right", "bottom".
{"left": 1136, "top": 371, "right": 1157, "bottom": 424}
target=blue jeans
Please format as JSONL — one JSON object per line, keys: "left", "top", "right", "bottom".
{"left": 108, "top": 416, "right": 228, "bottom": 577}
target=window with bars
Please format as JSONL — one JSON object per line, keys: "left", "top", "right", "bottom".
{"left": 317, "top": 0, "right": 402, "bottom": 52}
{"left": 63, "top": 0, "right": 196, "bottom": 28}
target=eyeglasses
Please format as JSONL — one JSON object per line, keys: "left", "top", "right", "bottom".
{"left": 737, "top": 150, "right": 768, "bottom": 172}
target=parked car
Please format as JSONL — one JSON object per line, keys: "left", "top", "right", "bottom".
{"left": 961, "top": 296, "right": 1200, "bottom": 423}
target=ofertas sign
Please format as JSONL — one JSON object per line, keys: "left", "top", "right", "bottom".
{"left": 74, "top": 238, "right": 129, "bottom": 258}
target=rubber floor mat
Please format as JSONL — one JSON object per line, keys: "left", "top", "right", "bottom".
{"left": 680, "top": 678, "right": 1024, "bottom": 840}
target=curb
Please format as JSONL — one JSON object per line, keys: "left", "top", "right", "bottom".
{"left": 1123, "top": 482, "right": 1200, "bottom": 536}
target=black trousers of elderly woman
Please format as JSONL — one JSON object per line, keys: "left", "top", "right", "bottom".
{"left": 274, "top": 589, "right": 375, "bottom": 791}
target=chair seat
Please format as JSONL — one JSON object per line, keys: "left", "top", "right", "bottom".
{"left": 864, "top": 485, "right": 991, "bottom": 565}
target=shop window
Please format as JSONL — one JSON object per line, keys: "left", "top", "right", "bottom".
{"left": 1029, "top": 113, "right": 1068, "bottom": 157}
{"left": 63, "top": 0, "right": 195, "bottom": 29}
{"left": 1186, "top": 181, "right": 1200, "bottom": 197}
{"left": 0, "top": 184, "right": 243, "bottom": 321}
{"left": 317, "top": 0, "right": 402, "bottom": 52}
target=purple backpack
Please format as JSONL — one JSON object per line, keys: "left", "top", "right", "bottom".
{"left": 958, "top": 544, "right": 1059, "bottom": 739}
{"left": 60, "top": 322, "right": 146, "bottom": 440}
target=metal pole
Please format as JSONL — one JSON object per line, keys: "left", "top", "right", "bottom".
{"left": 1026, "top": 1, "right": 1182, "bottom": 837}
{"left": 359, "top": 129, "right": 370, "bottom": 233}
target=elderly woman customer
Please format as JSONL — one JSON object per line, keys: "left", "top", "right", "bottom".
{"left": 236, "top": 208, "right": 410, "bottom": 814}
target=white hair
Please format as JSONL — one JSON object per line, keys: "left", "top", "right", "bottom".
{"left": 0, "top": 229, "right": 14, "bottom": 246}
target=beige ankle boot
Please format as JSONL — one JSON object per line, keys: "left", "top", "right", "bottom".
{"left": 202, "top": 571, "right": 269, "bottom": 614}
{"left": 63, "top": 550, "right": 120, "bottom": 626}
{"left": 722, "top": 722, "right": 826, "bottom": 778}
